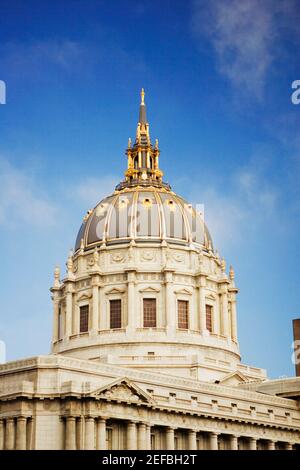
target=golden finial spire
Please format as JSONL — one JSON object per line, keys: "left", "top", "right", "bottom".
{"left": 117, "top": 89, "right": 169, "bottom": 191}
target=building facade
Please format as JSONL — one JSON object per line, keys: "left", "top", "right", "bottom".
{"left": 0, "top": 91, "right": 299, "bottom": 450}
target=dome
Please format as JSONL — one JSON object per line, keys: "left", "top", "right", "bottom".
{"left": 75, "top": 89, "right": 212, "bottom": 253}
{"left": 52, "top": 90, "right": 241, "bottom": 381}
{"left": 75, "top": 186, "right": 213, "bottom": 252}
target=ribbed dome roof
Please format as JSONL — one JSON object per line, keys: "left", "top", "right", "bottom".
{"left": 75, "top": 186, "right": 212, "bottom": 252}
{"left": 75, "top": 90, "right": 213, "bottom": 252}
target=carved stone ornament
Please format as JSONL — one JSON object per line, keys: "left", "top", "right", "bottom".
{"left": 111, "top": 252, "right": 125, "bottom": 263}
{"left": 99, "top": 384, "right": 140, "bottom": 403}
{"left": 87, "top": 255, "right": 95, "bottom": 267}
{"left": 172, "top": 252, "right": 184, "bottom": 263}
{"left": 141, "top": 250, "right": 155, "bottom": 261}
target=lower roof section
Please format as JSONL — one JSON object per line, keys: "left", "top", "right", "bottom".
{"left": 0, "top": 354, "right": 299, "bottom": 428}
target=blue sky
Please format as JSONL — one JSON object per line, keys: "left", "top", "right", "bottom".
{"left": 0, "top": 0, "right": 299, "bottom": 378}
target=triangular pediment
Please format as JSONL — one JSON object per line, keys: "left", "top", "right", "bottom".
{"left": 206, "top": 294, "right": 216, "bottom": 300}
{"left": 174, "top": 288, "right": 192, "bottom": 295}
{"left": 105, "top": 287, "right": 125, "bottom": 295}
{"left": 217, "top": 371, "right": 249, "bottom": 386}
{"left": 87, "top": 377, "right": 155, "bottom": 404}
{"left": 77, "top": 293, "right": 92, "bottom": 302}
{"left": 138, "top": 286, "right": 160, "bottom": 293}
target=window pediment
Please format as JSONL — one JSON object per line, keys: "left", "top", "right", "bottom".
{"left": 206, "top": 293, "right": 216, "bottom": 301}
{"left": 77, "top": 293, "right": 92, "bottom": 302}
{"left": 138, "top": 286, "right": 160, "bottom": 293}
{"left": 105, "top": 287, "right": 125, "bottom": 295}
{"left": 174, "top": 288, "right": 192, "bottom": 295}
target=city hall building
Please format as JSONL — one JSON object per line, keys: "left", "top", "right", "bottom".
{"left": 0, "top": 91, "right": 299, "bottom": 451}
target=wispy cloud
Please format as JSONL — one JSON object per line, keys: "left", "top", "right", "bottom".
{"left": 0, "top": 159, "right": 58, "bottom": 228}
{"left": 0, "top": 39, "right": 91, "bottom": 82}
{"left": 0, "top": 36, "right": 148, "bottom": 86}
{"left": 191, "top": 0, "right": 298, "bottom": 98}
{"left": 68, "top": 175, "right": 119, "bottom": 209}
{"left": 187, "top": 161, "right": 279, "bottom": 250}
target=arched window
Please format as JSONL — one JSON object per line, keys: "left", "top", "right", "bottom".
{"left": 134, "top": 156, "right": 138, "bottom": 169}
{"left": 149, "top": 156, "right": 153, "bottom": 169}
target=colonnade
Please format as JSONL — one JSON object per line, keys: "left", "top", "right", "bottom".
{"left": 63, "top": 416, "right": 295, "bottom": 451}
{"left": 0, "top": 417, "right": 31, "bottom": 450}
{"left": 64, "top": 416, "right": 151, "bottom": 450}
{"left": 0, "top": 415, "right": 295, "bottom": 450}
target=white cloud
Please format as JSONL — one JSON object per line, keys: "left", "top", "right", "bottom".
{"left": 0, "top": 159, "right": 58, "bottom": 228}
{"left": 188, "top": 163, "right": 279, "bottom": 250}
{"left": 191, "top": 0, "right": 296, "bottom": 97}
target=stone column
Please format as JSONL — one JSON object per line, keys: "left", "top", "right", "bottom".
{"left": 166, "top": 427, "right": 175, "bottom": 450}
{"left": 73, "top": 306, "right": 79, "bottom": 336}
{"left": 99, "top": 283, "right": 105, "bottom": 330}
{"left": 286, "top": 442, "right": 293, "bottom": 450}
{"left": 85, "top": 417, "right": 95, "bottom": 450}
{"left": 52, "top": 298, "right": 59, "bottom": 343}
{"left": 188, "top": 430, "right": 197, "bottom": 450}
{"left": 189, "top": 288, "right": 196, "bottom": 331}
{"left": 16, "top": 416, "right": 27, "bottom": 450}
{"left": 92, "top": 277, "right": 99, "bottom": 332}
{"left": 127, "top": 270, "right": 136, "bottom": 333}
{"left": 0, "top": 419, "right": 4, "bottom": 450}
{"left": 96, "top": 418, "right": 106, "bottom": 450}
{"left": 221, "top": 289, "right": 229, "bottom": 337}
{"left": 65, "top": 287, "right": 73, "bottom": 338}
{"left": 229, "top": 435, "right": 238, "bottom": 450}
{"left": 127, "top": 421, "right": 137, "bottom": 450}
{"left": 249, "top": 437, "right": 257, "bottom": 450}
{"left": 267, "top": 440, "right": 276, "bottom": 450}
{"left": 145, "top": 424, "right": 151, "bottom": 450}
{"left": 5, "top": 418, "right": 15, "bottom": 450}
{"left": 209, "top": 432, "right": 219, "bottom": 450}
{"left": 65, "top": 416, "right": 76, "bottom": 450}
{"left": 213, "top": 299, "right": 220, "bottom": 336}
{"left": 76, "top": 416, "right": 84, "bottom": 450}
{"left": 138, "top": 423, "right": 147, "bottom": 450}
{"left": 231, "top": 299, "right": 237, "bottom": 342}
{"left": 26, "top": 418, "right": 33, "bottom": 450}
{"left": 165, "top": 271, "right": 175, "bottom": 336}
{"left": 199, "top": 276, "right": 207, "bottom": 334}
